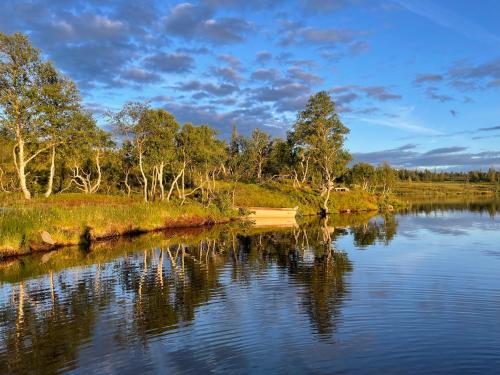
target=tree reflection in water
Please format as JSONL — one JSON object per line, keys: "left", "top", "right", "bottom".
{"left": 0, "top": 214, "right": 398, "bottom": 373}
{"left": 350, "top": 214, "right": 398, "bottom": 248}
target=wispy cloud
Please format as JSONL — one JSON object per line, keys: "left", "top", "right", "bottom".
{"left": 353, "top": 144, "right": 500, "bottom": 170}
{"left": 395, "top": 0, "right": 500, "bottom": 47}
{"left": 348, "top": 115, "right": 442, "bottom": 135}
{"left": 478, "top": 125, "right": 500, "bottom": 132}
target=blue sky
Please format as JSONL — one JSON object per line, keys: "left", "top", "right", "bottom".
{"left": 1, "top": 0, "right": 499, "bottom": 170}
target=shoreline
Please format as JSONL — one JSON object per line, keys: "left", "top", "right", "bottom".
{"left": 0, "top": 209, "right": 386, "bottom": 261}
{"left": 0, "top": 215, "right": 238, "bottom": 260}
{"left": 1, "top": 183, "right": 386, "bottom": 258}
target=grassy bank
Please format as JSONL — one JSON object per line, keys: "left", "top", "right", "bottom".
{"left": 0, "top": 181, "right": 386, "bottom": 257}
{"left": 0, "top": 193, "right": 236, "bottom": 257}
{"left": 0, "top": 211, "right": 380, "bottom": 284}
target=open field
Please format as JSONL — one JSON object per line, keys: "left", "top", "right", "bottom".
{"left": 394, "top": 181, "right": 498, "bottom": 198}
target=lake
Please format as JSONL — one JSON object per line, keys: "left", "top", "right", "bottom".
{"left": 1, "top": 199, "right": 499, "bottom": 374}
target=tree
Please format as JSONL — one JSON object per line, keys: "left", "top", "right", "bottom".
{"left": 139, "top": 108, "right": 179, "bottom": 201}
{"left": 37, "top": 66, "right": 81, "bottom": 197}
{"left": 112, "top": 102, "right": 151, "bottom": 201}
{"left": 118, "top": 140, "right": 136, "bottom": 196}
{"left": 175, "top": 124, "right": 227, "bottom": 204}
{"left": 291, "top": 92, "right": 351, "bottom": 213}
{"left": 242, "top": 128, "right": 271, "bottom": 180}
{"left": 267, "top": 137, "right": 293, "bottom": 179}
{"left": 0, "top": 32, "right": 73, "bottom": 199}
{"left": 487, "top": 167, "right": 497, "bottom": 183}
{"left": 350, "top": 163, "right": 376, "bottom": 191}
{"left": 228, "top": 125, "right": 242, "bottom": 176}
{"left": 0, "top": 128, "right": 16, "bottom": 191}
{"left": 376, "top": 162, "right": 396, "bottom": 197}
{"left": 65, "top": 111, "right": 112, "bottom": 194}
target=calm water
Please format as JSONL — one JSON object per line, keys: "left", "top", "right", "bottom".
{"left": 1, "top": 199, "right": 500, "bottom": 374}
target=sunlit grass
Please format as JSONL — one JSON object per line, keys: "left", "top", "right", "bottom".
{"left": 217, "top": 180, "right": 380, "bottom": 214}
{"left": 0, "top": 193, "right": 235, "bottom": 254}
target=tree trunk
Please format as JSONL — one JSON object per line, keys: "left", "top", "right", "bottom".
{"left": 158, "top": 162, "right": 165, "bottom": 200}
{"left": 150, "top": 166, "right": 157, "bottom": 201}
{"left": 181, "top": 167, "right": 185, "bottom": 201}
{"left": 15, "top": 140, "right": 31, "bottom": 200}
{"left": 301, "top": 156, "right": 309, "bottom": 183}
{"left": 44, "top": 146, "right": 56, "bottom": 198}
{"left": 138, "top": 152, "right": 148, "bottom": 202}
{"left": 124, "top": 169, "right": 131, "bottom": 196}
{"left": 322, "top": 181, "right": 333, "bottom": 214}
{"left": 90, "top": 151, "right": 102, "bottom": 194}
{"left": 167, "top": 168, "right": 183, "bottom": 201}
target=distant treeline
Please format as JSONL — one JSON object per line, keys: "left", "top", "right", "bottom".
{"left": 396, "top": 168, "right": 498, "bottom": 183}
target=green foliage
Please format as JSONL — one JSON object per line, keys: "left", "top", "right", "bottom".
{"left": 240, "top": 128, "right": 271, "bottom": 180}
{"left": 376, "top": 162, "right": 396, "bottom": 196}
{"left": 0, "top": 32, "right": 45, "bottom": 141}
{"left": 290, "top": 91, "right": 351, "bottom": 211}
{"left": 349, "top": 163, "right": 376, "bottom": 191}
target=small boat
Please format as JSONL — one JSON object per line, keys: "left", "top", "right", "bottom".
{"left": 241, "top": 206, "right": 298, "bottom": 219}
{"left": 238, "top": 206, "right": 299, "bottom": 228}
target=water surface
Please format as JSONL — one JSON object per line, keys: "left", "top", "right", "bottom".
{"left": 1, "top": 199, "right": 499, "bottom": 374}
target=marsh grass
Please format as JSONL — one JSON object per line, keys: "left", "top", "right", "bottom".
{"left": 394, "top": 181, "right": 496, "bottom": 197}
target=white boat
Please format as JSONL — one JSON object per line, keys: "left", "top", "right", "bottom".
{"left": 238, "top": 206, "right": 299, "bottom": 227}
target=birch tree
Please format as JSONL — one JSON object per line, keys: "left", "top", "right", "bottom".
{"left": 112, "top": 102, "right": 150, "bottom": 201}
{"left": 0, "top": 32, "right": 59, "bottom": 199}
{"left": 175, "top": 124, "right": 226, "bottom": 204}
{"left": 350, "top": 163, "right": 376, "bottom": 192}
{"left": 66, "top": 111, "right": 112, "bottom": 194}
{"left": 291, "top": 92, "right": 351, "bottom": 213}
{"left": 243, "top": 128, "right": 271, "bottom": 181}
{"left": 139, "top": 109, "right": 178, "bottom": 201}
{"left": 38, "top": 65, "right": 80, "bottom": 197}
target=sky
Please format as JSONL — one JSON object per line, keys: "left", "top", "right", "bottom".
{"left": 1, "top": 0, "right": 499, "bottom": 170}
